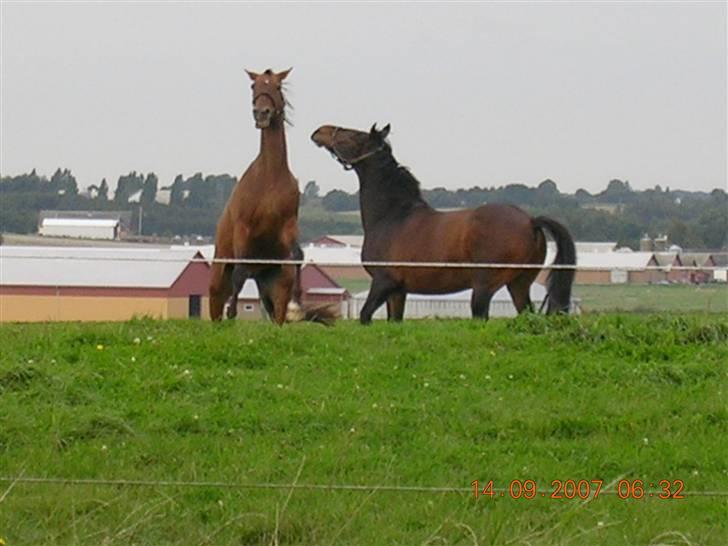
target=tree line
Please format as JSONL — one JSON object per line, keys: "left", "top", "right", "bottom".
{"left": 1, "top": 169, "right": 726, "bottom": 250}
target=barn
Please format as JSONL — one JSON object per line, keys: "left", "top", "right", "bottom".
{"left": 0, "top": 246, "right": 210, "bottom": 322}
{"left": 39, "top": 218, "right": 121, "bottom": 240}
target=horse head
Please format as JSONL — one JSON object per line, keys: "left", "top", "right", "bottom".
{"left": 311, "top": 123, "right": 390, "bottom": 170}
{"left": 245, "top": 68, "right": 291, "bottom": 129}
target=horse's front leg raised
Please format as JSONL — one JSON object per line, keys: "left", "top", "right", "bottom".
{"left": 360, "top": 276, "right": 399, "bottom": 325}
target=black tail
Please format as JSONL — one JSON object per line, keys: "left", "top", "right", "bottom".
{"left": 532, "top": 216, "right": 576, "bottom": 314}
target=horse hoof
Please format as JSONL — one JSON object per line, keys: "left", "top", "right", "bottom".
{"left": 286, "top": 301, "right": 304, "bottom": 322}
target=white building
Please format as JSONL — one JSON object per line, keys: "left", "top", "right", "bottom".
{"left": 39, "top": 218, "right": 121, "bottom": 240}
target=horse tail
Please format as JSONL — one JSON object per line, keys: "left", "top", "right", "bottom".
{"left": 532, "top": 216, "right": 576, "bottom": 314}
{"left": 285, "top": 242, "right": 340, "bottom": 326}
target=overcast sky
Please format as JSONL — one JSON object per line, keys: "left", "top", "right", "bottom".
{"left": 1, "top": 1, "right": 725, "bottom": 196}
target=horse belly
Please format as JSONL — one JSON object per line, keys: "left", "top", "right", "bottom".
{"left": 395, "top": 267, "right": 473, "bottom": 295}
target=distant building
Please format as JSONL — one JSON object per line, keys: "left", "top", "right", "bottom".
{"left": 711, "top": 254, "right": 728, "bottom": 282}
{"left": 680, "top": 253, "right": 718, "bottom": 284}
{"left": 310, "top": 235, "right": 364, "bottom": 248}
{"left": 39, "top": 218, "right": 121, "bottom": 240}
{"left": 547, "top": 241, "right": 618, "bottom": 254}
{"left": 302, "top": 242, "right": 368, "bottom": 281}
{"left": 38, "top": 210, "right": 132, "bottom": 240}
{"left": 0, "top": 246, "right": 209, "bottom": 322}
{"left": 653, "top": 252, "right": 685, "bottom": 283}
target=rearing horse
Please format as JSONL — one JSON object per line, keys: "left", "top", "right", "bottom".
{"left": 209, "top": 68, "right": 301, "bottom": 323}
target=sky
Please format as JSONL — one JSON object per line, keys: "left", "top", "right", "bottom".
{"left": 1, "top": 1, "right": 726, "bottom": 196}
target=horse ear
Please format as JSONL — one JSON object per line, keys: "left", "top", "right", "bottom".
{"left": 380, "top": 124, "right": 391, "bottom": 139}
{"left": 370, "top": 123, "right": 378, "bottom": 135}
{"left": 245, "top": 69, "right": 259, "bottom": 81}
{"left": 277, "top": 68, "right": 292, "bottom": 81}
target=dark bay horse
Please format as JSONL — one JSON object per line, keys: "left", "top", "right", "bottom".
{"left": 311, "top": 124, "right": 576, "bottom": 324}
{"left": 210, "top": 68, "right": 335, "bottom": 325}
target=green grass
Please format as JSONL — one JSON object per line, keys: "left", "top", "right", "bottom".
{"left": 574, "top": 284, "right": 728, "bottom": 313}
{"left": 1, "top": 315, "right": 727, "bottom": 545}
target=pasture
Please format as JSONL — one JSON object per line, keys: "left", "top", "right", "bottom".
{"left": 574, "top": 284, "right": 728, "bottom": 314}
{"left": 1, "top": 315, "right": 727, "bottom": 545}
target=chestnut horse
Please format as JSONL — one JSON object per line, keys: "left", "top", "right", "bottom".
{"left": 311, "top": 124, "right": 576, "bottom": 324}
{"left": 210, "top": 68, "right": 335, "bottom": 325}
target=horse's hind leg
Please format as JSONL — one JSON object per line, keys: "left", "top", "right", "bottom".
{"left": 209, "top": 262, "right": 233, "bottom": 321}
{"left": 507, "top": 270, "right": 538, "bottom": 314}
{"left": 360, "top": 276, "right": 399, "bottom": 325}
{"left": 386, "top": 291, "right": 407, "bottom": 321}
{"left": 471, "top": 286, "right": 494, "bottom": 320}
{"left": 226, "top": 265, "right": 249, "bottom": 319}
{"left": 269, "top": 265, "right": 296, "bottom": 325}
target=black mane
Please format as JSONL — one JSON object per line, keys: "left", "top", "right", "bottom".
{"left": 356, "top": 150, "right": 430, "bottom": 228}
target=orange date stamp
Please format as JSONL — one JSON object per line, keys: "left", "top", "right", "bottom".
{"left": 471, "top": 479, "right": 685, "bottom": 500}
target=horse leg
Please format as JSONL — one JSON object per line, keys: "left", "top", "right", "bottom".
{"left": 222, "top": 222, "right": 251, "bottom": 319}
{"left": 386, "top": 291, "right": 407, "bottom": 321}
{"left": 471, "top": 286, "right": 494, "bottom": 320}
{"left": 255, "top": 268, "right": 279, "bottom": 321}
{"left": 269, "top": 265, "right": 296, "bottom": 325}
{"left": 360, "top": 276, "right": 399, "bottom": 325}
{"left": 290, "top": 242, "right": 304, "bottom": 304}
{"left": 209, "top": 262, "right": 233, "bottom": 321}
{"left": 507, "top": 270, "right": 538, "bottom": 314}
{"left": 226, "top": 265, "right": 249, "bottom": 319}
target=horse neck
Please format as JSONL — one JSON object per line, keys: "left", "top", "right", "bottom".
{"left": 258, "top": 120, "right": 289, "bottom": 172}
{"left": 356, "top": 156, "right": 427, "bottom": 231}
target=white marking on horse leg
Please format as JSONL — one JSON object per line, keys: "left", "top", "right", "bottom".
{"left": 286, "top": 301, "right": 304, "bottom": 322}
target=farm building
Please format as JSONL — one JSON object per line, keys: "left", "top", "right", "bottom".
{"left": 311, "top": 235, "right": 364, "bottom": 248}
{"left": 548, "top": 241, "right": 618, "bottom": 254}
{"left": 37, "top": 210, "right": 132, "bottom": 240}
{"left": 302, "top": 242, "right": 368, "bottom": 281}
{"left": 575, "top": 251, "right": 662, "bottom": 284}
{"left": 0, "top": 246, "right": 209, "bottom": 322}
{"left": 680, "top": 253, "right": 718, "bottom": 284}
{"left": 349, "top": 282, "right": 580, "bottom": 320}
{"left": 711, "top": 254, "right": 728, "bottom": 282}
{"left": 39, "top": 218, "right": 121, "bottom": 240}
{"left": 653, "top": 252, "right": 686, "bottom": 283}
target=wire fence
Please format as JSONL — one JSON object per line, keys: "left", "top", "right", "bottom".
{"left": 1, "top": 252, "right": 727, "bottom": 272}
{"left": 1, "top": 476, "right": 726, "bottom": 498}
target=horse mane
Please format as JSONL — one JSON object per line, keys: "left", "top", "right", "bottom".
{"left": 281, "top": 82, "right": 293, "bottom": 127}
{"left": 393, "top": 165, "right": 425, "bottom": 203}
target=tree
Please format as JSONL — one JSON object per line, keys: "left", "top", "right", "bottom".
{"left": 302, "top": 180, "right": 320, "bottom": 205}
{"left": 322, "top": 189, "right": 359, "bottom": 211}
{"left": 170, "top": 174, "right": 185, "bottom": 206}
{"left": 98, "top": 179, "right": 109, "bottom": 201}
{"left": 141, "top": 173, "right": 158, "bottom": 205}
{"left": 114, "top": 171, "right": 144, "bottom": 203}
{"left": 49, "top": 168, "right": 79, "bottom": 196}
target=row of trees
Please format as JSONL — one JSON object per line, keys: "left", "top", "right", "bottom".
{"left": 1, "top": 169, "right": 726, "bottom": 250}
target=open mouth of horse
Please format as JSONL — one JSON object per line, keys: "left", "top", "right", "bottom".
{"left": 254, "top": 109, "right": 273, "bottom": 129}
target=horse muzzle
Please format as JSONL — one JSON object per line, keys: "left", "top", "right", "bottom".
{"left": 253, "top": 107, "right": 273, "bottom": 129}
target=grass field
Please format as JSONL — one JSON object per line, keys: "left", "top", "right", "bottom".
{"left": 1, "top": 315, "right": 727, "bottom": 545}
{"left": 574, "top": 284, "right": 728, "bottom": 314}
